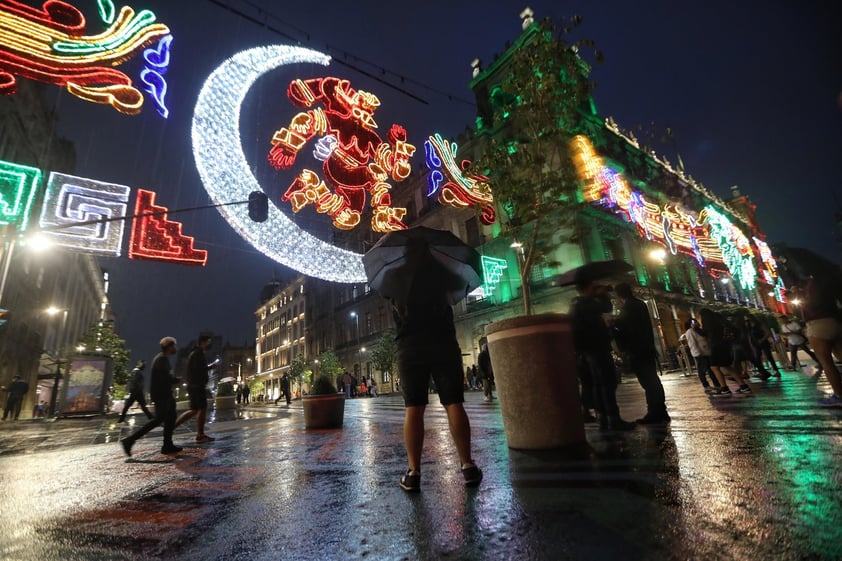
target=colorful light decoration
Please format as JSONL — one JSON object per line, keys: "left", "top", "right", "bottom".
{"left": 424, "top": 133, "right": 495, "bottom": 225}
{"left": 481, "top": 255, "right": 508, "bottom": 296}
{"left": 0, "top": 159, "right": 41, "bottom": 230}
{"left": 192, "top": 45, "right": 368, "bottom": 283}
{"left": 38, "top": 172, "right": 130, "bottom": 257}
{"left": 128, "top": 189, "right": 207, "bottom": 266}
{"left": 267, "top": 76, "right": 414, "bottom": 232}
{"left": 0, "top": 1, "right": 170, "bottom": 114}
{"left": 572, "top": 135, "right": 770, "bottom": 292}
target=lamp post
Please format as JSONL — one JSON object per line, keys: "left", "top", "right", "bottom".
{"left": 510, "top": 240, "right": 528, "bottom": 310}
{"left": 646, "top": 249, "right": 669, "bottom": 371}
{"left": 44, "top": 305, "right": 68, "bottom": 417}
{"left": 350, "top": 311, "right": 361, "bottom": 377}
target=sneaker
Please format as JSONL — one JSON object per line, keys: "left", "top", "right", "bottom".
{"left": 735, "top": 385, "right": 752, "bottom": 394}
{"left": 714, "top": 387, "right": 732, "bottom": 396}
{"left": 703, "top": 387, "right": 716, "bottom": 395}
{"left": 636, "top": 413, "right": 671, "bottom": 425}
{"left": 120, "top": 438, "right": 134, "bottom": 457}
{"left": 818, "top": 395, "right": 842, "bottom": 408}
{"left": 399, "top": 469, "right": 421, "bottom": 492}
{"left": 161, "top": 444, "right": 183, "bottom": 455}
{"left": 461, "top": 463, "right": 483, "bottom": 487}
{"left": 195, "top": 434, "right": 216, "bottom": 443}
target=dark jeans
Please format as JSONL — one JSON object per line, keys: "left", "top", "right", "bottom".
{"left": 754, "top": 342, "right": 780, "bottom": 373}
{"left": 694, "top": 355, "right": 718, "bottom": 388}
{"left": 582, "top": 351, "right": 620, "bottom": 418}
{"left": 119, "top": 391, "right": 152, "bottom": 421}
{"left": 125, "top": 396, "right": 176, "bottom": 446}
{"left": 3, "top": 396, "right": 22, "bottom": 420}
{"left": 790, "top": 343, "right": 820, "bottom": 370}
{"left": 629, "top": 355, "right": 667, "bottom": 416}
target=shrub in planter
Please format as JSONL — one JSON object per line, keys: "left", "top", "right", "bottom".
{"left": 303, "top": 376, "right": 344, "bottom": 428}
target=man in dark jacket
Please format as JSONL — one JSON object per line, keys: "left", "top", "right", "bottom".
{"left": 175, "top": 335, "right": 215, "bottom": 442}
{"left": 2, "top": 375, "right": 29, "bottom": 421}
{"left": 276, "top": 372, "right": 291, "bottom": 405}
{"left": 117, "top": 360, "right": 153, "bottom": 423}
{"left": 120, "top": 337, "right": 183, "bottom": 456}
{"left": 571, "top": 279, "right": 635, "bottom": 431}
{"left": 613, "top": 283, "right": 670, "bottom": 424}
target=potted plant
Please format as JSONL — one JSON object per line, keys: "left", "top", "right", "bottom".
{"left": 214, "top": 381, "right": 236, "bottom": 410}
{"left": 302, "top": 375, "right": 345, "bottom": 429}
{"left": 470, "top": 17, "right": 600, "bottom": 449}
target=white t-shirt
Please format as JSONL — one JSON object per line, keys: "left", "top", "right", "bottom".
{"left": 781, "top": 321, "right": 806, "bottom": 346}
{"left": 682, "top": 328, "right": 711, "bottom": 357}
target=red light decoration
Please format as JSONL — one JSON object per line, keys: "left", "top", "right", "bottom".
{"left": 0, "top": 1, "right": 170, "bottom": 114}
{"left": 268, "top": 77, "right": 414, "bottom": 232}
{"left": 128, "top": 189, "right": 207, "bottom": 266}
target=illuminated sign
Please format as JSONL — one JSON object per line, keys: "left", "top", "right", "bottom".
{"left": 0, "top": 0, "right": 171, "bottom": 115}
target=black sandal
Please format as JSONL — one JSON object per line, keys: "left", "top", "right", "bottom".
{"left": 400, "top": 469, "right": 421, "bottom": 492}
{"left": 461, "top": 463, "right": 483, "bottom": 487}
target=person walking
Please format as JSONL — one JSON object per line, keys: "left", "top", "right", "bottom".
{"left": 780, "top": 315, "right": 822, "bottom": 373}
{"left": 801, "top": 276, "right": 842, "bottom": 407}
{"left": 118, "top": 360, "right": 153, "bottom": 423}
{"left": 746, "top": 315, "right": 782, "bottom": 377}
{"left": 341, "top": 371, "right": 352, "bottom": 399}
{"left": 699, "top": 309, "right": 752, "bottom": 395}
{"left": 391, "top": 239, "right": 482, "bottom": 492}
{"left": 276, "top": 372, "right": 292, "bottom": 405}
{"left": 241, "top": 383, "right": 250, "bottom": 404}
{"left": 120, "top": 337, "right": 183, "bottom": 456}
{"left": 174, "top": 335, "right": 215, "bottom": 443}
{"left": 681, "top": 320, "right": 718, "bottom": 394}
{"left": 2, "top": 375, "right": 29, "bottom": 421}
{"left": 477, "top": 342, "right": 495, "bottom": 402}
{"left": 571, "top": 279, "right": 635, "bottom": 431}
{"left": 613, "top": 283, "right": 670, "bottom": 424}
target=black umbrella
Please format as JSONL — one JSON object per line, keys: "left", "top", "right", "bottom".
{"left": 363, "top": 226, "right": 482, "bottom": 305}
{"left": 557, "top": 259, "right": 634, "bottom": 288}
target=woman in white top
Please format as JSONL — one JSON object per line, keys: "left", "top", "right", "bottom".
{"left": 681, "top": 319, "right": 718, "bottom": 393}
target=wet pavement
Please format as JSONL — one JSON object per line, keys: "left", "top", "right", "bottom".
{"left": 1, "top": 367, "right": 841, "bottom": 561}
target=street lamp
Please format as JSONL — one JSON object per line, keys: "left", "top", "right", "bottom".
{"left": 44, "top": 305, "right": 68, "bottom": 417}
{"left": 350, "top": 311, "right": 361, "bottom": 377}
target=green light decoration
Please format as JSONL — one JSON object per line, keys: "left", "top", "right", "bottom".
{"left": 53, "top": 10, "right": 159, "bottom": 54}
{"left": 481, "top": 255, "right": 508, "bottom": 296}
{"left": 700, "top": 205, "right": 757, "bottom": 290}
{"left": 97, "top": 0, "right": 116, "bottom": 24}
{"left": 0, "top": 160, "right": 43, "bottom": 231}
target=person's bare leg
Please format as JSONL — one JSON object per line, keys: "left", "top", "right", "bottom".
{"left": 404, "top": 406, "right": 425, "bottom": 472}
{"left": 710, "top": 366, "right": 729, "bottom": 388}
{"left": 174, "top": 409, "right": 196, "bottom": 429}
{"left": 196, "top": 408, "right": 208, "bottom": 437}
{"left": 810, "top": 337, "right": 842, "bottom": 396}
{"left": 444, "top": 403, "right": 474, "bottom": 466}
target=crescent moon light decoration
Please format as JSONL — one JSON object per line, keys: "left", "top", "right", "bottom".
{"left": 191, "top": 45, "right": 367, "bottom": 283}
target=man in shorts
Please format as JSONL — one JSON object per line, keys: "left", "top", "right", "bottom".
{"left": 391, "top": 241, "right": 482, "bottom": 492}
{"left": 175, "top": 335, "right": 216, "bottom": 442}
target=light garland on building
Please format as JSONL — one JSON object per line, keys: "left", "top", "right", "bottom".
{"left": 191, "top": 45, "right": 368, "bottom": 283}
{"left": 0, "top": 159, "right": 42, "bottom": 231}
{"left": 698, "top": 206, "right": 757, "bottom": 290}
{"left": 128, "top": 189, "right": 207, "bottom": 266}
{"left": 38, "top": 172, "right": 130, "bottom": 257}
{"left": 267, "top": 76, "right": 414, "bottom": 232}
{"left": 0, "top": 1, "right": 170, "bottom": 114}
{"left": 424, "top": 133, "right": 495, "bottom": 225}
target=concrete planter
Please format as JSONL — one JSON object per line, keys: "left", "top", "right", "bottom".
{"left": 302, "top": 393, "right": 345, "bottom": 429}
{"left": 485, "top": 313, "right": 585, "bottom": 449}
{"left": 214, "top": 395, "right": 237, "bottom": 410}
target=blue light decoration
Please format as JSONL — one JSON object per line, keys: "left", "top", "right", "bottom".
{"left": 481, "top": 255, "right": 508, "bottom": 297}
{"left": 423, "top": 134, "right": 495, "bottom": 224}
{"left": 140, "top": 34, "right": 173, "bottom": 118}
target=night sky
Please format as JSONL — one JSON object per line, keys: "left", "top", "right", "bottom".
{"left": 31, "top": 0, "right": 841, "bottom": 364}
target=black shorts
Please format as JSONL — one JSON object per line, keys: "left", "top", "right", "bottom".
{"left": 398, "top": 339, "right": 464, "bottom": 407}
{"left": 188, "top": 386, "right": 208, "bottom": 410}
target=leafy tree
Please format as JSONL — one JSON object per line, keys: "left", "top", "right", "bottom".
{"left": 77, "top": 319, "right": 131, "bottom": 391}
{"left": 470, "top": 17, "right": 600, "bottom": 315}
{"left": 369, "top": 329, "right": 397, "bottom": 379}
{"left": 317, "top": 349, "right": 344, "bottom": 379}
{"left": 288, "top": 353, "right": 312, "bottom": 392}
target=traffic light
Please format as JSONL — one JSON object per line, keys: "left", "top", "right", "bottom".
{"left": 0, "top": 308, "right": 7, "bottom": 326}
{"left": 248, "top": 191, "right": 268, "bottom": 223}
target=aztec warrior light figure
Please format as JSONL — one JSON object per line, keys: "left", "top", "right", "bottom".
{"left": 0, "top": 0, "right": 172, "bottom": 116}
{"left": 267, "top": 77, "right": 415, "bottom": 232}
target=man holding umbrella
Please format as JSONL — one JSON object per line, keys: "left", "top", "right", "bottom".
{"left": 364, "top": 227, "right": 483, "bottom": 492}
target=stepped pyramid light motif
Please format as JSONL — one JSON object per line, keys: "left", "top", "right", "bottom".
{"left": 128, "top": 189, "right": 207, "bottom": 265}
{"left": 481, "top": 255, "right": 508, "bottom": 296}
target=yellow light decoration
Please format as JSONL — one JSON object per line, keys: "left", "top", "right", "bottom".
{"left": 0, "top": 2, "right": 170, "bottom": 114}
